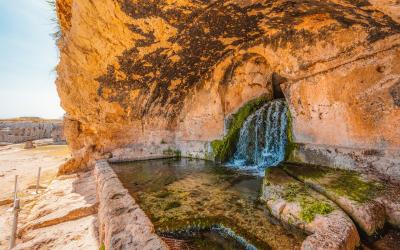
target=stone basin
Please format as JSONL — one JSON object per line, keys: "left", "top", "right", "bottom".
{"left": 93, "top": 159, "right": 400, "bottom": 250}
{"left": 111, "top": 158, "right": 305, "bottom": 250}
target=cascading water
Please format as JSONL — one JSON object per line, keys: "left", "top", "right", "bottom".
{"left": 229, "top": 99, "right": 288, "bottom": 174}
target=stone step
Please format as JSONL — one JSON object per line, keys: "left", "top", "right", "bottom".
{"left": 18, "top": 171, "right": 98, "bottom": 236}
{"left": 282, "top": 163, "right": 400, "bottom": 236}
{"left": 261, "top": 167, "right": 360, "bottom": 250}
{"left": 15, "top": 215, "right": 98, "bottom": 250}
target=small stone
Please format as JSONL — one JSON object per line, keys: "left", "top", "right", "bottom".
{"left": 24, "top": 141, "right": 35, "bottom": 149}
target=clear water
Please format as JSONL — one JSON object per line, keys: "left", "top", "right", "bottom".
{"left": 112, "top": 158, "right": 304, "bottom": 250}
{"left": 228, "top": 99, "right": 288, "bottom": 174}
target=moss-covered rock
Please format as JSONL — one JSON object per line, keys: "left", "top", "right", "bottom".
{"left": 211, "top": 95, "right": 271, "bottom": 162}
{"left": 284, "top": 106, "right": 299, "bottom": 162}
{"left": 282, "top": 163, "right": 400, "bottom": 236}
{"left": 261, "top": 166, "right": 360, "bottom": 249}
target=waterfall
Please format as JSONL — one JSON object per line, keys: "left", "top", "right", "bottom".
{"left": 228, "top": 99, "right": 288, "bottom": 173}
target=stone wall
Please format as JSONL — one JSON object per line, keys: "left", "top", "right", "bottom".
{"left": 284, "top": 44, "right": 400, "bottom": 182}
{"left": 0, "top": 120, "right": 65, "bottom": 144}
{"left": 56, "top": 0, "right": 400, "bottom": 182}
{"left": 94, "top": 160, "right": 168, "bottom": 249}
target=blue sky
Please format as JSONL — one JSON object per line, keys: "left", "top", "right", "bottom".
{"left": 0, "top": 0, "right": 64, "bottom": 119}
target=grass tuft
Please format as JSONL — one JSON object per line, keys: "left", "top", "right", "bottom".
{"left": 46, "top": 0, "right": 62, "bottom": 41}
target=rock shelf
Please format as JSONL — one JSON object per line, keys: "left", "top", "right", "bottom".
{"left": 283, "top": 163, "right": 400, "bottom": 236}
{"left": 262, "top": 167, "right": 360, "bottom": 250}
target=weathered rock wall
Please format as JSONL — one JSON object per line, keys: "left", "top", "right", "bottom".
{"left": 56, "top": 0, "right": 400, "bottom": 181}
{"left": 94, "top": 160, "right": 168, "bottom": 249}
{"left": 0, "top": 119, "right": 64, "bottom": 144}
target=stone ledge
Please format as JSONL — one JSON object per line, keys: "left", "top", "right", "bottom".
{"left": 94, "top": 160, "right": 168, "bottom": 250}
{"left": 18, "top": 171, "right": 98, "bottom": 237}
{"left": 262, "top": 167, "right": 360, "bottom": 250}
{"left": 108, "top": 155, "right": 175, "bottom": 163}
{"left": 283, "top": 163, "right": 400, "bottom": 236}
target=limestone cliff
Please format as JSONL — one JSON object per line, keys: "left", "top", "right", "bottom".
{"left": 55, "top": 0, "right": 400, "bottom": 181}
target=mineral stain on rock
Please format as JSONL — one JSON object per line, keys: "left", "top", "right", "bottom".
{"left": 390, "top": 80, "right": 400, "bottom": 106}
{"left": 96, "top": 0, "right": 400, "bottom": 119}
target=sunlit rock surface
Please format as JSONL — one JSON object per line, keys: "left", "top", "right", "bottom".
{"left": 55, "top": 0, "right": 400, "bottom": 180}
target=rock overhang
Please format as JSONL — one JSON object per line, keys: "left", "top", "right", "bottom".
{"left": 94, "top": 0, "right": 400, "bottom": 119}
{"left": 55, "top": 0, "right": 400, "bottom": 178}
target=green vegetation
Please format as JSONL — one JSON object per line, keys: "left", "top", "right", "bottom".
{"left": 300, "top": 200, "right": 334, "bottom": 223}
{"left": 46, "top": 0, "right": 62, "bottom": 41}
{"left": 328, "top": 170, "right": 384, "bottom": 203}
{"left": 283, "top": 164, "right": 329, "bottom": 181}
{"left": 155, "top": 190, "right": 172, "bottom": 198}
{"left": 282, "top": 183, "right": 334, "bottom": 223}
{"left": 164, "top": 201, "right": 182, "bottom": 210}
{"left": 284, "top": 164, "right": 385, "bottom": 204}
{"left": 99, "top": 244, "right": 105, "bottom": 250}
{"left": 160, "top": 139, "right": 167, "bottom": 144}
{"left": 284, "top": 108, "right": 299, "bottom": 161}
{"left": 211, "top": 95, "right": 270, "bottom": 162}
{"left": 282, "top": 183, "right": 306, "bottom": 202}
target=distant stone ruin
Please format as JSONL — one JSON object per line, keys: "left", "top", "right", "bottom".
{"left": 24, "top": 140, "right": 35, "bottom": 149}
{"left": 0, "top": 118, "right": 66, "bottom": 144}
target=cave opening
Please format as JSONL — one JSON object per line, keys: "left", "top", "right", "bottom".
{"left": 271, "top": 72, "right": 287, "bottom": 99}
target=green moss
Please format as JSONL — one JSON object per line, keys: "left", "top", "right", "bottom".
{"left": 282, "top": 183, "right": 307, "bottom": 202}
{"left": 156, "top": 217, "right": 271, "bottom": 250}
{"left": 155, "top": 190, "right": 172, "bottom": 198}
{"left": 282, "top": 182, "right": 334, "bottom": 223}
{"left": 99, "top": 244, "right": 105, "bottom": 250}
{"left": 285, "top": 164, "right": 384, "bottom": 204}
{"left": 284, "top": 108, "right": 300, "bottom": 161}
{"left": 327, "top": 170, "right": 384, "bottom": 203}
{"left": 211, "top": 95, "right": 270, "bottom": 162}
{"left": 164, "top": 201, "right": 182, "bottom": 210}
{"left": 283, "top": 164, "right": 329, "bottom": 181}
{"left": 300, "top": 199, "right": 334, "bottom": 223}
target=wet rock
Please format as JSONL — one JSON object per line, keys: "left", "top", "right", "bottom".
{"left": 261, "top": 167, "right": 360, "bottom": 250}
{"left": 283, "top": 163, "right": 400, "bottom": 236}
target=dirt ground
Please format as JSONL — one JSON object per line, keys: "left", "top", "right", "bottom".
{"left": 0, "top": 139, "right": 70, "bottom": 249}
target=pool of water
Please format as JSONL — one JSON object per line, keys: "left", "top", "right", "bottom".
{"left": 112, "top": 158, "right": 305, "bottom": 250}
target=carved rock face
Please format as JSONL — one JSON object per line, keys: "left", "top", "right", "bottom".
{"left": 56, "top": 0, "right": 400, "bottom": 177}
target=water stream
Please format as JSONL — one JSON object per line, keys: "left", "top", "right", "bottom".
{"left": 228, "top": 99, "right": 288, "bottom": 174}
